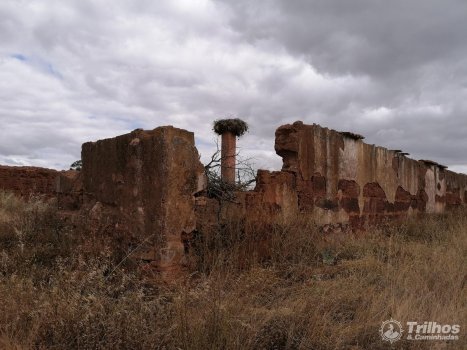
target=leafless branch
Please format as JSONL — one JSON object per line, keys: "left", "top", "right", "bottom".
{"left": 203, "top": 140, "right": 257, "bottom": 203}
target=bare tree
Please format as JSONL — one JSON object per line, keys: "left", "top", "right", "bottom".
{"left": 204, "top": 139, "right": 256, "bottom": 203}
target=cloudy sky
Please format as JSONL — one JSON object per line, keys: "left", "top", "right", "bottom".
{"left": 1, "top": 0, "right": 466, "bottom": 173}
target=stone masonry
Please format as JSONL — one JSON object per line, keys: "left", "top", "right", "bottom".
{"left": 81, "top": 126, "right": 205, "bottom": 276}
{"left": 1, "top": 121, "right": 466, "bottom": 275}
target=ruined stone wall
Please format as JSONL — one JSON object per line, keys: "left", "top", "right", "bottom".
{"left": 0, "top": 165, "right": 82, "bottom": 209}
{"left": 260, "top": 122, "right": 466, "bottom": 227}
{"left": 81, "top": 126, "right": 205, "bottom": 275}
{"left": 0, "top": 165, "right": 60, "bottom": 197}
{"left": 56, "top": 170, "right": 83, "bottom": 210}
{"left": 274, "top": 122, "right": 467, "bottom": 225}
{"left": 196, "top": 121, "right": 467, "bottom": 236}
{"left": 1, "top": 121, "right": 466, "bottom": 276}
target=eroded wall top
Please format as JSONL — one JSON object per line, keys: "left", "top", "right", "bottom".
{"left": 273, "top": 121, "right": 467, "bottom": 223}
{"left": 0, "top": 165, "right": 60, "bottom": 197}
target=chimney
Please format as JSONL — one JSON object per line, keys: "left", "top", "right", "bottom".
{"left": 213, "top": 118, "right": 248, "bottom": 184}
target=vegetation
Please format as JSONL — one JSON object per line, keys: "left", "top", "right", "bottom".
{"left": 204, "top": 145, "right": 257, "bottom": 201}
{"left": 0, "top": 191, "right": 465, "bottom": 349}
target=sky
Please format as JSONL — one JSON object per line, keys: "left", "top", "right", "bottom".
{"left": 1, "top": 0, "right": 466, "bottom": 173}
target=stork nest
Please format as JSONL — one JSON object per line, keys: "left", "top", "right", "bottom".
{"left": 213, "top": 118, "right": 249, "bottom": 137}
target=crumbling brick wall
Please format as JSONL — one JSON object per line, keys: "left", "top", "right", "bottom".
{"left": 81, "top": 126, "right": 205, "bottom": 276}
{"left": 273, "top": 121, "right": 467, "bottom": 224}
{"left": 195, "top": 121, "right": 467, "bottom": 237}
{"left": 0, "top": 165, "right": 60, "bottom": 197}
{"left": 56, "top": 170, "right": 83, "bottom": 210}
{"left": 0, "top": 165, "right": 82, "bottom": 209}
{"left": 1, "top": 121, "right": 466, "bottom": 277}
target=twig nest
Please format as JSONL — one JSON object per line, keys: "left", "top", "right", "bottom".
{"left": 213, "top": 118, "right": 249, "bottom": 137}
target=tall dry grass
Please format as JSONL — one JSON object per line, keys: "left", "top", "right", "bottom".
{"left": 0, "top": 191, "right": 465, "bottom": 349}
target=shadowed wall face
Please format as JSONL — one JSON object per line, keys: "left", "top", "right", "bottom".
{"left": 81, "top": 126, "right": 206, "bottom": 277}
{"left": 221, "top": 131, "right": 236, "bottom": 184}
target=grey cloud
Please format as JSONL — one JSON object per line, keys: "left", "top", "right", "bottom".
{"left": 220, "top": 0, "right": 467, "bottom": 167}
{"left": 225, "top": 0, "right": 467, "bottom": 76}
{"left": 0, "top": 0, "right": 466, "bottom": 173}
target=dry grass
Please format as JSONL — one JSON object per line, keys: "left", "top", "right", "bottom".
{"left": 0, "top": 191, "right": 465, "bottom": 349}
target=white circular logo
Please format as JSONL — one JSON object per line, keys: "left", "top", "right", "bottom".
{"left": 380, "top": 319, "right": 403, "bottom": 343}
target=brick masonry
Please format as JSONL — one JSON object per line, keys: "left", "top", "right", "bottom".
{"left": 0, "top": 165, "right": 62, "bottom": 198}
{"left": 1, "top": 121, "right": 466, "bottom": 276}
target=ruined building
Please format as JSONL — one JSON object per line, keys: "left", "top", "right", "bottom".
{"left": 1, "top": 121, "right": 466, "bottom": 276}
